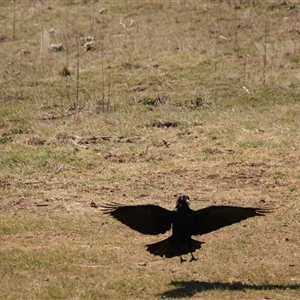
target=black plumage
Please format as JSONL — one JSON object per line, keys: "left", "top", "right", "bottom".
{"left": 101, "top": 194, "right": 273, "bottom": 263}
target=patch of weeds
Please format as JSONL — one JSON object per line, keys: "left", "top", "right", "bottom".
{"left": 0, "top": 128, "right": 30, "bottom": 144}
{"left": 202, "top": 147, "right": 215, "bottom": 155}
{"left": 136, "top": 94, "right": 169, "bottom": 106}
{"left": 7, "top": 128, "right": 25, "bottom": 135}
{"left": 93, "top": 99, "right": 111, "bottom": 113}
{"left": 121, "top": 62, "right": 141, "bottom": 70}
{"left": 0, "top": 108, "right": 15, "bottom": 117}
{"left": 187, "top": 96, "right": 214, "bottom": 109}
{"left": 175, "top": 93, "right": 215, "bottom": 109}
{"left": 41, "top": 103, "right": 60, "bottom": 111}
{"left": 190, "top": 96, "right": 206, "bottom": 108}
{"left": 136, "top": 96, "right": 157, "bottom": 106}
{"left": 0, "top": 135, "right": 13, "bottom": 144}
{"left": 26, "top": 136, "right": 46, "bottom": 146}
{"left": 59, "top": 66, "right": 71, "bottom": 77}
{"left": 151, "top": 120, "right": 180, "bottom": 128}
{"left": 202, "top": 147, "right": 225, "bottom": 156}
{"left": 273, "top": 172, "right": 287, "bottom": 180}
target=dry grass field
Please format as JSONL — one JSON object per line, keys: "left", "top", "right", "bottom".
{"left": 0, "top": 1, "right": 299, "bottom": 299}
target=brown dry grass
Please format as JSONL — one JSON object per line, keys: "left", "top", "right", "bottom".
{"left": 0, "top": 1, "right": 299, "bottom": 299}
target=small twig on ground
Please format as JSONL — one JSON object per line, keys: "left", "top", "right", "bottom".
{"left": 35, "top": 203, "right": 49, "bottom": 207}
{"left": 73, "top": 141, "right": 89, "bottom": 149}
{"left": 54, "top": 164, "right": 64, "bottom": 174}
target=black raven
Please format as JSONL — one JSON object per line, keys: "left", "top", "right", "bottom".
{"left": 101, "top": 195, "right": 273, "bottom": 263}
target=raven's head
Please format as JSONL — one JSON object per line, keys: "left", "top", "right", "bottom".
{"left": 176, "top": 194, "right": 190, "bottom": 208}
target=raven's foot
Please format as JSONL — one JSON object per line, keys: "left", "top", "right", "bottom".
{"left": 189, "top": 253, "right": 197, "bottom": 262}
{"left": 180, "top": 256, "right": 187, "bottom": 263}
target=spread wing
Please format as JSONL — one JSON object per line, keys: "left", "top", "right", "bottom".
{"left": 101, "top": 202, "right": 174, "bottom": 235}
{"left": 192, "top": 205, "right": 273, "bottom": 236}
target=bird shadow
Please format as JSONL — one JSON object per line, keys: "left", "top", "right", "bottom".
{"left": 159, "top": 280, "right": 300, "bottom": 298}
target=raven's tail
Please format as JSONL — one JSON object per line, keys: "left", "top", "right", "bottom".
{"left": 146, "top": 237, "right": 204, "bottom": 258}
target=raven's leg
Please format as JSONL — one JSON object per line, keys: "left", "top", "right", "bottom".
{"left": 189, "top": 252, "right": 197, "bottom": 262}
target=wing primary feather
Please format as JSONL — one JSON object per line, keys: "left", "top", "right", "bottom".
{"left": 100, "top": 202, "right": 124, "bottom": 213}
{"left": 255, "top": 206, "right": 274, "bottom": 216}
